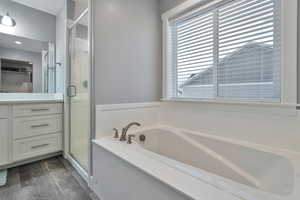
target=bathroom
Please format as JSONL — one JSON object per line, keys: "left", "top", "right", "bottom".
{"left": 0, "top": 0, "right": 299, "bottom": 199}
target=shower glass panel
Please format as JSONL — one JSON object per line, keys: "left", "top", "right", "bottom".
{"left": 69, "top": 12, "right": 89, "bottom": 170}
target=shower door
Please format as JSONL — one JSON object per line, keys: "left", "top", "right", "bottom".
{"left": 68, "top": 11, "right": 90, "bottom": 171}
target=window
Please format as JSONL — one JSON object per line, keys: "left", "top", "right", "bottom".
{"left": 168, "top": 0, "right": 281, "bottom": 101}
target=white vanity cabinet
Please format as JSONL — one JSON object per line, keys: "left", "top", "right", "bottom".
{"left": 0, "top": 106, "right": 9, "bottom": 165}
{"left": 0, "top": 102, "right": 63, "bottom": 168}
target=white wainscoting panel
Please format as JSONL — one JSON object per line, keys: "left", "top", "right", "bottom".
{"left": 160, "top": 102, "right": 300, "bottom": 153}
{"left": 96, "top": 101, "right": 300, "bottom": 153}
{"left": 96, "top": 102, "right": 161, "bottom": 139}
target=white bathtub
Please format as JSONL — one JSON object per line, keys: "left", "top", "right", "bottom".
{"left": 93, "top": 126, "right": 300, "bottom": 200}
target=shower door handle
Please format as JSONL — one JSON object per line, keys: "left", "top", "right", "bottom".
{"left": 67, "top": 85, "right": 77, "bottom": 97}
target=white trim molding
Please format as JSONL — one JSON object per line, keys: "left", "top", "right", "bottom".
{"left": 96, "top": 102, "right": 161, "bottom": 111}
{"left": 161, "top": 98, "right": 300, "bottom": 108}
{"left": 281, "top": 0, "right": 298, "bottom": 104}
{"left": 162, "top": 0, "right": 223, "bottom": 21}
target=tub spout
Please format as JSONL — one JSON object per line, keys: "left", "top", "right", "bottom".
{"left": 120, "top": 122, "right": 141, "bottom": 141}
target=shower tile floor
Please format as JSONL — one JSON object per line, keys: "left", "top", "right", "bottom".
{"left": 0, "top": 157, "right": 99, "bottom": 200}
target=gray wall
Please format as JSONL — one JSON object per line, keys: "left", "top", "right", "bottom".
{"left": 0, "top": 0, "right": 56, "bottom": 42}
{"left": 93, "top": 0, "right": 162, "bottom": 104}
{"left": 159, "top": 0, "right": 188, "bottom": 14}
{"left": 0, "top": 47, "right": 43, "bottom": 92}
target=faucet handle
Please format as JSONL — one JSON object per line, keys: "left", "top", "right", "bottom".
{"left": 120, "top": 128, "right": 127, "bottom": 141}
{"left": 113, "top": 128, "right": 119, "bottom": 138}
{"left": 127, "top": 134, "right": 135, "bottom": 144}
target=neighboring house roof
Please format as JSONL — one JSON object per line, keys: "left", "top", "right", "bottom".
{"left": 179, "top": 43, "right": 274, "bottom": 91}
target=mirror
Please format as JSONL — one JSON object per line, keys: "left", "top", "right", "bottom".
{"left": 0, "top": 33, "right": 55, "bottom": 93}
{"left": 0, "top": 0, "right": 66, "bottom": 94}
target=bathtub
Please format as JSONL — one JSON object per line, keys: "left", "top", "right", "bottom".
{"left": 93, "top": 126, "right": 300, "bottom": 200}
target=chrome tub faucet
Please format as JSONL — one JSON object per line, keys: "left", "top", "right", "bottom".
{"left": 120, "top": 122, "right": 141, "bottom": 141}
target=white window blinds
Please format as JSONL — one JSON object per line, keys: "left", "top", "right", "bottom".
{"left": 171, "top": 0, "right": 281, "bottom": 101}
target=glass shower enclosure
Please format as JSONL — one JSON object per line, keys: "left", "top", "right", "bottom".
{"left": 67, "top": 7, "right": 90, "bottom": 173}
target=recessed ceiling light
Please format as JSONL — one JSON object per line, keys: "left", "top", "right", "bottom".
{"left": 15, "top": 41, "right": 22, "bottom": 45}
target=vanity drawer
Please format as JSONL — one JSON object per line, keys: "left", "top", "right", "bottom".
{"left": 13, "top": 115, "right": 62, "bottom": 139}
{"left": 0, "top": 106, "right": 9, "bottom": 119}
{"left": 13, "top": 103, "right": 62, "bottom": 117}
{"left": 13, "top": 133, "right": 62, "bottom": 162}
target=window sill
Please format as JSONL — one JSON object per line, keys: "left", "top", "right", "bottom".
{"left": 161, "top": 98, "right": 299, "bottom": 108}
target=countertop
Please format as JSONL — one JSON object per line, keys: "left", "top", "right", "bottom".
{"left": 0, "top": 93, "right": 64, "bottom": 104}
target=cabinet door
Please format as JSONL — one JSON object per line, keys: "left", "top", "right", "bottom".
{"left": 0, "top": 119, "right": 9, "bottom": 166}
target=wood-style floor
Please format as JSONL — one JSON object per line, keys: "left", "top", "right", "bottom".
{"left": 0, "top": 157, "right": 100, "bottom": 200}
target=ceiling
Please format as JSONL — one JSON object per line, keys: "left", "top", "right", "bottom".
{"left": 11, "top": 0, "right": 65, "bottom": 16}
{"left": 0, "top": 32, "right": 48, "bottom": 53}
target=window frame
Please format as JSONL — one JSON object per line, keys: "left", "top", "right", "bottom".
{"left": 162, "top": 0, "right": 298, "bottom": 105}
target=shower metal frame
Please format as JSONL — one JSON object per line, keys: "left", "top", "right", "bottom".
{"left": 64, "top": 0, "right": 95, "bottom": 186}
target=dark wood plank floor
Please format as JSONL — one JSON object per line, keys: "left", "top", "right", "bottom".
{"left": 0, "top": 157, "right": 100, "bottom": 200}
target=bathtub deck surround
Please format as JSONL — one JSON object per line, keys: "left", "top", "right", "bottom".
{"left": 94, "top": 102, "right": 300, "bottom": 200}
{"left": 93, "top": 139, "right": 239, "bottom": 200}
{"left": 93, "top": 125, "right": 300, "bottom": 200}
